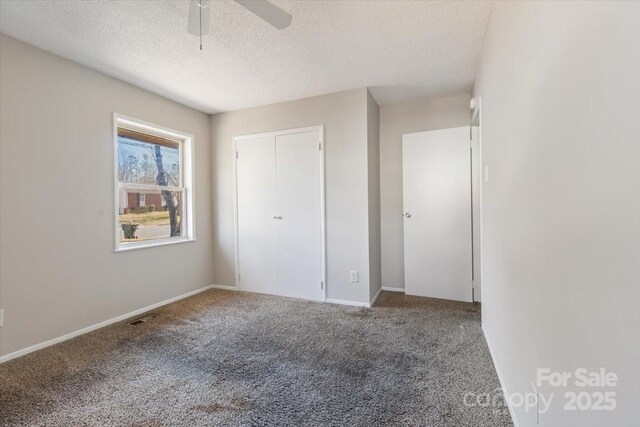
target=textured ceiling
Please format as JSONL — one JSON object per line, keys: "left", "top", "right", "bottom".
{"left": 0, "top": 1, "right": 491, "bottom": 114}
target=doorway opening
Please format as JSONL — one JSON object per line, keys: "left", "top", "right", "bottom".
{"left": 401, "top": 98, "right": 482, "bottom": 303}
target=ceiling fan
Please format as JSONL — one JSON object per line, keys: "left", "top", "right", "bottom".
{"left": 188, "top": 0, "right": 293, "bottom": 50}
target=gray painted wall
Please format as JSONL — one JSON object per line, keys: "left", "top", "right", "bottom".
{"left": 211, "top": 88, "right": 376, "bottom": 304}
{"left": 475, "top": 2, "right": 639, "bottom": 426}
{"left": 366, "top": 90, "right": 381, "bottom": 303}
{"left": 379, "top": 95, "right": 470, "bottom": 290}
{"left": 0, "top": 35, "right": 214, "bottom": 357}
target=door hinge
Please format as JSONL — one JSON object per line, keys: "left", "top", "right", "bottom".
{"left": 319, "top": 142, "right": 322, "bottom": 151}
{"left": 237, "top": 273, "right": 241, "bottom": 282}
{"left": 235, "top": 151, "right": 239, "bottom": 159}
{"left": 320, "top": 280, "right": 324, "bottom": 290}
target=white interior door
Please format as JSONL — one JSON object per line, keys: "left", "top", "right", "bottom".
{"left": 471, "top": 125, "right": 481, "bottom": 302}
{"left": 402, "top": 127, "right": 472, "bottom": 302}
{"left": 236, "top": 135, "right": 277, "bottom": 295}
{"left": 275, "top": 131, "right": 323, "bottom": 301}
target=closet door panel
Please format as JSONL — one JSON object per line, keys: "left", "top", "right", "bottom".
{"left": 236, "top": 136, "right": 277, "bottom": 295}
{"left": 275, "top": 131, "right": 322, "bottom": 301}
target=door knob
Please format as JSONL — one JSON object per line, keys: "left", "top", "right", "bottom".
{"left": 273, "top": 216, "right": 283, "bottom": 220}
{"left": 404, "top": 212, "right": 412, "bottom": 218}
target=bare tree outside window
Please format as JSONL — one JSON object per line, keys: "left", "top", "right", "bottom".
{"left": 153, "top": 144, "right": 180, "bottom": 237}
{"left": 118, "top": 152, "right": 139, "bottom": 182}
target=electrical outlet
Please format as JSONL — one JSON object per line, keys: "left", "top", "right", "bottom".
{"left": 0, "top": 309, "right": 4, "bottom": 328}
{"left": 350, "top": 271, "right": 359, "bottom": 283}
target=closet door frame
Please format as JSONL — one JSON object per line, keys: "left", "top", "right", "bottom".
{"left": 232, "top": 125, "right": 326, "bottom": 302}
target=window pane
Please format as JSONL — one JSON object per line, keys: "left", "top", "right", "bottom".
{"left": 117, "top": 131, "right": 180, "bottom": 187}
{"left": 118, "top": 190, "right": 183, "bottom": 243}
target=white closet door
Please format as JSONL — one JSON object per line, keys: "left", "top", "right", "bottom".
{"left": 236, "top": 135, "right": 277, "bottom": 295}
{"left": 402, "top": 127, "right": 472, "bottom": 302}
{"left": 275, "top": 131, "right": 322, "bottom": 301}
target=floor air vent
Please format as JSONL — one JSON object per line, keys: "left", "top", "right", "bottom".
{"left": 128, "top": 314, "right": 157, "bottom": 325}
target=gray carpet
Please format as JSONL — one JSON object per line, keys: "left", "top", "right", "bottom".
{"left": 0, "top": 290, "right": 512, "bottom": 426}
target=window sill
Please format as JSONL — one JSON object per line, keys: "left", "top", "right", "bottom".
{"left": 114, "top": 237, "right": 195, "bottom": 253}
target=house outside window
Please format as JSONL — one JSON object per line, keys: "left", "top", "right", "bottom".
{"left": 114, "top": 114, "right": 195, "bottom": 251}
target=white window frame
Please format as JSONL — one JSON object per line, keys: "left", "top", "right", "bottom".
{"left": 113, "top": 113, "right": 195, "bottom": 252}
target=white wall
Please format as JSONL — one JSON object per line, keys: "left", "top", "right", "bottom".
{"left": 475, "top": 2, "right": 640, "bottom": 426}
{"left": 0, "top": 35, "right": 214, "bottom": 357}
{"left": 211, "top": 88, "right": 376, "bottom": 304}
{"left": 379, "top": 95, "right": 470, "bottom": 289}
{"left": 367, "top": 90, "right": 381, "bottom": 302}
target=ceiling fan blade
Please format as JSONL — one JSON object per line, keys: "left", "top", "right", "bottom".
{"left": 188, "top": 0, "right": 210, "bottom": 36}
{"left": 234, "top": 0, "right": 292, "bottom": 29}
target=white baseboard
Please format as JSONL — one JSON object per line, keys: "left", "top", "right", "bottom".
{"left": 325, "top": 298, "right": 370, "bottom": 308}
{"left": 370, "top": 287, "right": 382, "bottom": 306}
{"left": 0, "top": 284, "right": 215, "bottom": 364}
{"left": 482, "top": 325, "right": 520, "bottom": 427}
{"left": 210, "top": 284, "right": 237, "bottom": 291}
{"left": 381, "top": 286, "right": 405, "bottom": 292}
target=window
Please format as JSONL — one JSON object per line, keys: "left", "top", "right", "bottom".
{"left": 114, "top": 114, "right": 194, "bottom": 251}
